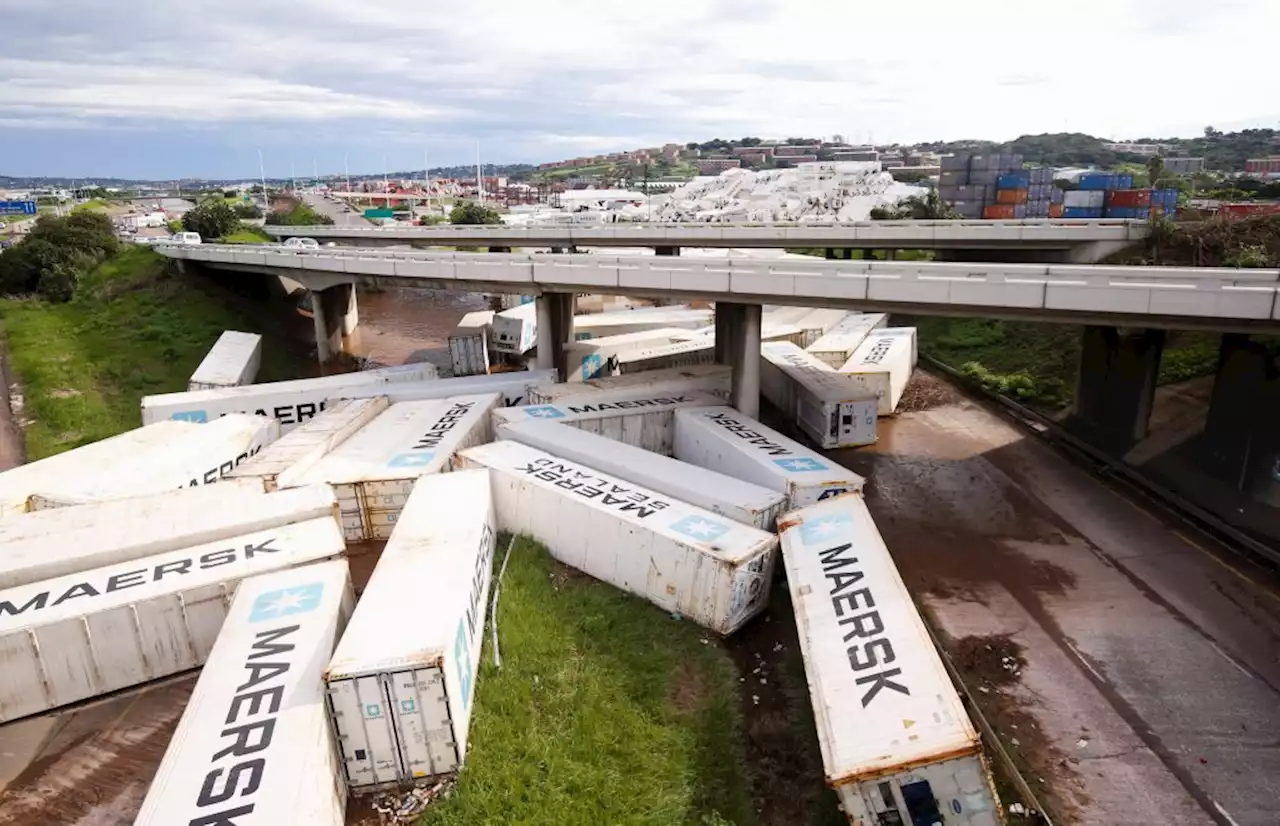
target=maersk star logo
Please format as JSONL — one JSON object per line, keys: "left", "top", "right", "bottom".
{"left": 798, "top": 513, "right": 852, "bottom": 545}
{"left": 172, "top": 410, "right": 208, "bottom": 423}
{"left": 248, "top": 583, "right": 325, "bottom": 623}
{"left": 387, "top": 451, "right": 436, "bottom": 469}
{"left": 524, "top": 405, "right": 566, "bottom": 420}
{"left": 580, "top": 353, "right": 603, "bottom": 380}
{"left": 670, "top": 515, "right": 731, "bottom": 542}
{"left": 774, "top": 457, "right": 827, "bottom": 473}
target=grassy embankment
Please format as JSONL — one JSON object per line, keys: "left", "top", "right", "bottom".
{"left": 0, "top": 246, "right": 309, "bottom": 459}
{"left": 221, "top": 225, "right": 273, "bottom": 244}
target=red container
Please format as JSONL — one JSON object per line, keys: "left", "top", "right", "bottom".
{"left": 1106, "top": 189, "right": 1152, "bottom": 207}
{"left": 983, "top": 204, "right": 1017, "bottom": 220}
{"left": 1048, "top": 203, "right": 1064, "bottom": 218}
{"left": 1218, "top": 202, "right": 1280, "bottom": 218}
{"left": 995, "top": 188, "right": 1029, "bottom": 205}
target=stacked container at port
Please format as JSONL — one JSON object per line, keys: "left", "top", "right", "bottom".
{"left": 986, "top": 167, "right": 1058, "bottom": 219}
{"left": 938, "top": 153, "right": 1058, "bottom": 219}
{"left": 1064, "top": 174, "right": 1131, "bottom": 219}
{"left": 1150, "top": 188, "right": 1179, "bottom": 218}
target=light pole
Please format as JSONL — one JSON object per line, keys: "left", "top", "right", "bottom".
{"left": 258, "top": 150, "right": 270, "bottom": 215}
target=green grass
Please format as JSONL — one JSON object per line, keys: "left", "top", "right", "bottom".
{"left": 73, "top": 199, "right": 112, "bottom": 213}
{"left": 221, "top": 225, "right": 272, "bottom": 244}
{"left": 420, "top": 536, "right": 753, "bottom": 826}
{"left": 0, "top": 246, "right": 310, "bottom": 458}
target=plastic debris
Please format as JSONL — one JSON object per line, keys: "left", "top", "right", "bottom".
{"left": 371, "top": 778, "right": 456, "bottom": 824}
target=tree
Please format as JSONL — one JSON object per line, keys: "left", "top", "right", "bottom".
{"left": 182, "top": 201, "right": 239, "bottom": 239}
{"left": 449, "top": 201, "right": 502, "bottom": 225}
{"left": 0, "top": 212, "right": 119, "bottom": 298}
{"left": 877, "top": 190, "right": 957, "bottom": 220}
{"left": 1147, "top": 156, "right": 1165, "bottom": 187}
{"left": 233, "top": 202, "right": 263, "bottom": 219}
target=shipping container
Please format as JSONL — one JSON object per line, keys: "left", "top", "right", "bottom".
{"left": 947, "top": 201, "right": 984, "bottom": 219}
{"left": 838, "top": 328, "right": 918, "bottom": 416}
{"left": 491, "top": 301, "right": 538, "bottom": 354}
{"left": 614, "top": 338, "right": 715, "bottom": 375}
{"left": 793, "top": 309, "right": 853, "bottom": 347}
{"left": 448, "top": 310, "right": 495, "bottom": 377}
{"left": 571, "top": 307, "right": 712, "bottom": 340}
{"left": 527, "top": 364, "right": 732, "bottom": 405}
{"left": 995, "top": 188, "right": 1028, "bottom": 205}
{"left": 497, "top": 419, "right": 785, "bottom": 530}
{"left": 134, "top": 560, "right": 353, "bottom": 826}
{"left": 1106, "top": 189, "right": 1152, "bottom": 208}
{"left": 0, "top": 483, "right": 337, "bottom": 590}
{"left": 226, "top": 398, "right": 391, "bottom": 491}
{"left": 673, "top": 406, "right": 865, "bottom": 508}
{"left": 938, "top": 171, "right": 968, "bottom": 187}
{"left": 141, "top": 363, "right": 437, "bottom": 429}
{"left": 281, "top": 395, "right": 497, "bottom": 541}
{"left": 565, "top": 328, "right": 698, "bottom": 382}
{"left": 0, "top": 414, "right": 280, "bottom": 517}
{"left": 1063, "top": 190, "right": 1106, "bottom": 208}
{"left": 1048, "top": 203, "right": 1064, "bottom": 218}
{"left": 806, "top": 313, "right": 889, "bottom": 368}
{"left": 455, "top": 440, "right": 777, "bottom": 634}
{"left": 778, "top": 496, "right": 1001, "bottom": 825}
{"left": 995, "top": 172, "right": 1029, "bottom": 189}
{"left": 967, "top": 170, "right": 999, "bottom": 186}
{"left": 187, "top": 330, "right": 263, "bottom": 391}
{"left": 361, "top": 369, "right": 558, "bottom": 409}
{"left": 940, "top": 155, "right": 969, "bottom": 172}
{"left": 1050, "top": 187, "right": 1064, "bottom": 204}
{"left": 324, "top": 471, "right": 496, "bottom": 793}
{"left": 1062, "top": 206, "right": 1103, "bottom": 219}
{"left": 1104, "top": 207, "right": 1146, "bottom": 219}
{"left": 493, "top": 390, "right": 723, "bottom": 455}
{"left": 981, "top": 204, "right": 1016, "bottom": 220}
{"left": 760, "top": 342, "right": 878, "bottom": 449}
{"left": 0, "top": 516, "right": 347, "bottom": 722}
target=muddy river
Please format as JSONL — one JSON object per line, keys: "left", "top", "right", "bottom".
{"left": 344, "top": 287, "right": 490, "bottom": 374}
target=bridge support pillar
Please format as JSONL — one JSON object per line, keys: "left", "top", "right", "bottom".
{"left": 535, "top": 293, "right": 574, "bottom": 380}
{"left": 714, "top": 302, "right": 741, "bottom": 367}
{"left": 312, "top": 284, "right": 355, "bottom": 365}
{"left": 655, "top": 246, "right": 681, "bottom": 256}
{"left": 1201, "top": 334, "right": 1280, "bottom": 499}
{"left": 728, "top": 303, "right": 761, "bottom": 419}
{"left": 1069, "top": 326, "right": 1165, "bottom": 452}
{"left": 489, "top": 246, "right": 512, "bottom": 254}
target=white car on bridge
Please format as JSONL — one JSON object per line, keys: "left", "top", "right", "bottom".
{"left": 282, "top": 237, "right": 320, "bottom": 250}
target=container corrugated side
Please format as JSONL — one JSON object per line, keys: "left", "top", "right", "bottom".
{"left": 0, "top": 483, "right": 338, "bottom": 590}
{"left": 491, "top": 301, "right": 537, "bottom": 354}
{"left": 778, "top": 496, "right": 1000, "bottom": 824}
{"left": 837, "top": 328, "right": 917, "bottom": 416}
{"left": 133, "top": 560, "right": 353, "bottom": 826}
{"left": 673, "top": 406, "right": 864, "bottom": 509}
{"left": 24, "top": 476, "right": 266, "bottom": 511}
{"left": 614, "top": 338, "right": 715, "bottom": 375}
{"left": 448, "top": 310, "right": 495, "bottom": 377}
{"left": 226, "top": 398, "right": 391, "bottom": 490}
{"left": 571, "top": 307, "right": 711, "bottom": 339}
{"left": 141, "top": 363, "right": 436, "bottom": 430}
{"left": 496, "top": 390, "right": 723, "bottom": 455}
{"left": 794, "top": 309, "right": 853, "bottom": 347}
{"left": 325, "top": 471, "right": 496, "bottom": 793}
{"left": 346, "top": 369, "right": 558, "bottom": 409}
{"left": 565, "top": 327, "right": 699, "bottom": 382}
{"left": 282, "top": 394, "right": 497, "bottom": 540}
{"left": 806, "top": 314, "right": 889, "bottom": 368}
{"left": 187, "top": 330, "right": 263, "bottom": 391}
{"left": 497, "top": 419, "right": 786, "bottom": 530}
{"left": 760, "top": 342, "right": 878, "bottom": 449}
{"left": 455, "top": 440, "right": 777, "bottom": 634}
{"left": 527, "top": 364, "right": 732, "bottom": 405}
{"left": 0, "top": 517, "right": 347, "bottom": 722}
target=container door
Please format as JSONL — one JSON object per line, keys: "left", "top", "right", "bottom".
{"left": 837, "top": 401, "right": 875, "bottom": 445}
{"left": 327, "top": 675, "right": 407, "bottom": 790}
{"left": 386, "top": 667, "right": 458, "bottom": 779}
{"left": 900, "top": 779, "right": 944, "bottom": 826}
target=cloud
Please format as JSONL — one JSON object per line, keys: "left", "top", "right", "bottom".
{"left": 0, "top": 0, "right": 1277, "bottom": 177}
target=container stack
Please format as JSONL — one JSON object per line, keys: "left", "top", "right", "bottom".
{"left": 938, "top": 153, "right": 1057, "bottom": 220}
{"left": 1063, "top": 174, "right": 1177, "bottom": 220}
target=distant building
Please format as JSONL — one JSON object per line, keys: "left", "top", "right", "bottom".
{"left": 775, "top": 144, "right": 821, "bottom": 157}
{"left": 833, "top": 150, "right": 878, "bottom": 162}
{"left": 1161, "top": 157, "right": 1204, "bottom": 175}
{"left": 1244, "top": 157, "right": 1280, "bottom": 178}
{"left": 774, "top": 155, "right": 818, "bottom": 167}
{"left": 695, "top": 158, "right": 742, "bottom": 174}
{"left": 1103, "top": 142, "right": 1170, "bottom": 156}
{"left": 831, "top": 133, "right": 847, "bottom": 144}
{"left": 738, "top": 152, "right": 767, "bottom": 167}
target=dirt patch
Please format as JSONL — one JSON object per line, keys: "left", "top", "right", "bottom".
{"left": 48, "top": 388, "right": 81, "bottom": 399}
{"left": 345, "top": 539, "right": 386, "bottom": 594}
{"left": 895, "top": 369, "right": 961, "bottom": 413}
{"left": 668, "top": 660, "right": 708, "bottom": 715}
{"left": 952, "top": 634, "right": 1028, "bottom": 690}
{"left": 0, "top": 328, "right": 26, "bottom": 470}
{"left": 547, "top": 559, "right": 593, "bottom": 590}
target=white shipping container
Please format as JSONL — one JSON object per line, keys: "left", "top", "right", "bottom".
{"left": 491, "top": 301, "right": 537, "bottom": 354}
{"left": 497, "top": 419, "right": 785, "bottom": 529}
{"left": 454, "top": 440, "right": 777, "bottom": 634}
{"left": 806, "top": 313, "right": 889, "bottom": 368}
{"left": 795, "top": 308, "right": 853, "bottom": 346}
{"left": 134, "top": 560, "right": 353, "bottom": 826}
{"left": 1063, "top": 189, "right": 1106, "bottom": 208}
{"left": 571, "top": 307, "right": 711, "bottom": 340}
{"left": 448, "top": 310, "right": 495, "bottom": 377}
{"left": 0, "top": 517, "right": 347, "bottom": 722}
{"left": 325, "top": 471, "right": 496, "bottom": 792}
{"left": 282, "top": 395, "right": 497, "bottom": 541}
{"left": 779, "top": 496, "right": 1001, "bottom": 825}
{"left": 493, "top": 390, "right": 723, "bottom": 455}
{"left": 839, "top": 328, "right": 918, "bottom": 416}
{"left": 0, "top": 414, "right": 280, "bottom": 518}
{"left": 141, "top": 363, "right": 437, "bottom": 430}
{"left": 760, "top": 342, "right": 878, "bottom": 449}
{"left": 187, "top": 330, "right": 263, "bottom": 391}
{"left": 614, "top": 338, "right": 715, "bottom": 375}
{"left": 673, "top": 406, "right": 865, "bottom": 509}
{"left": 0, "top": 484, "right": 338, "bottom": 590}
{"left": 226, "top": 397, "right": 391, "bottom": 490}
{"left": 24, "top": 476, "right": 267, "bottom": 510}
{"left": 351, "top": 369, "right": 558, "bottom": 409}
{"left": 565, "top": 327, "right": 695, "bottom": 382}
{"left": 527, "top": 364, "right": 732, "bottom": 405}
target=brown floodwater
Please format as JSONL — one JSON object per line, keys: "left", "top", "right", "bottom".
{"left": 344, "top": 287, "right": 490, "bottom": 374}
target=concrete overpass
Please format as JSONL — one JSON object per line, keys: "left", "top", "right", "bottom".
{"left": 158, "top": 242, "right": 1280, "bottom": 482}
{"left": 264, "top": 219, "right": 1149, "bottom": 263}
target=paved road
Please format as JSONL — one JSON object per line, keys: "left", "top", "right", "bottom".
{"left": 832, "top": 376, "right": 1280, "bottom": 826}
{"left": 302, "top": 191, "right": 372, "bottom": 227}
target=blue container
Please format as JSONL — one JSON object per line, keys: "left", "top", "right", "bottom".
{"left": 1078, "top": 174, "right": 1112, "bottom": 191}
{"left": 1063, "top": 206, "right": 1103, "bottom": 219}
{"left": 1117, "top": 175, "right": 1134, "bottom": 189}
{"left": 997, "top": 172, "right": 1030, "bottom": 190}
{"left": 1153, "top": 189, "right": 1179, "bottom": 207}
{"left": 1105, "top": 207, "right": 1138, "bottom": 219}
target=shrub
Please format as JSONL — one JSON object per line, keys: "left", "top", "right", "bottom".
{"left": 232, "top": 202, "right": 263, "bottom": 219}
{"left": 182, "top": 201, "right": 239, "bottom": 239}
{"left": 450, "top": 201, "right": 503, "bottom": 225}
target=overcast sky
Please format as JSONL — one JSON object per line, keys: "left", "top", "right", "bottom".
{"left": 1, "top": 0, "right": 1277, "bottom": 180}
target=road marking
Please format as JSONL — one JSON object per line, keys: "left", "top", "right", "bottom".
{"left": 1170, "top": 529, "right": 1280, "bottom": 608}
{"left": 1064, "top": 641, "right": 1107, "bottom": 684}
{"left": 1206, "top": 639, "right": 1256, "bottom": 681}
{"left": 1213, "top": 799, "right": 1242, "bottom": 826}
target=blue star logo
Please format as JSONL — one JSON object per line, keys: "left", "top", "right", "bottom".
{"left": 580, "top": 353, "right": 603, "bottom": 380}
{"left": 524, "top": 405, "right": 566, "bottom": 420}
{"left": 248, "top": 582, "right": 325, "bottom": 623}
{"left": 387, "top": 451, "right": 436, "bottom": 468}
{"left": 172, "top": 410, "right": 209, "bottom": 423}
{"left": 399, "top": 699, "right": 417, "bottom": 714}
{"left": 454, "top": 619, "right": 475, "bottom": 711}
{"left": 797, "top": 514, "right": 853, "bottom": 546}
{"left": 364, "top": 703, "right": 383, "bottom": 719}
{"left": 669, "top": 515, "right": 731, "bottom": 543}
{"left": 773, "top": 457, "right": 827, "bottom": 473}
